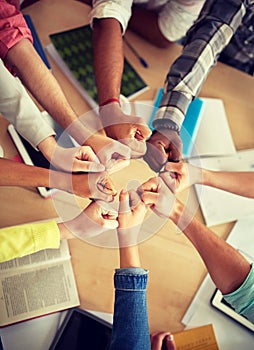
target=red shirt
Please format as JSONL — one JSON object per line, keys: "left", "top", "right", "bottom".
{"left": 0, "top": 0, "right": 32, "bottom": 60}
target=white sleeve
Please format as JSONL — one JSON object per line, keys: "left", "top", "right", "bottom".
{"left": 90, "top": 0, "right": 133, "bottom": 34}
{"left": 158, "top": 0, "right": 205, "bottom": 41}
{"left": 0, "top": 60, "right": 55, "bottom": 150}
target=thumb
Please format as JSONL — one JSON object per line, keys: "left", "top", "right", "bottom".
{"left": 165, "top": 334, "right": 176, "bottom": 350}
{"left": 119, "top": 190, "right": 130, "bottom": 213}
{"left": 141, "top": 192, "right": 159, "bottom": 206}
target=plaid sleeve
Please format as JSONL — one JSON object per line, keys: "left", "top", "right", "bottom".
{"left": 153, "top": 0, "right": 246, "bottom": 131}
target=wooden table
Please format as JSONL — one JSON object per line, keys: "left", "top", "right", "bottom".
{"left": 0, "top": 0, "right": 254, "bottom": 333}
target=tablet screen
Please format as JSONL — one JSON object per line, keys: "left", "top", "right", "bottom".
{"left": 210, "top": 288, "right": 254, "bottom": 332}
{"left": 49, "top": 308, "right": 112, "bottom": 350}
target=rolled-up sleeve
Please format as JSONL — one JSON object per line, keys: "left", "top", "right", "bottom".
{"left": 0, "top": 59, "right": 56, "bottom": 149}
{"left": 90, "top": 0, "right": 133, "bottom": 34}
{"left": 0, "top": 0, "right": 33, "bottom": 60}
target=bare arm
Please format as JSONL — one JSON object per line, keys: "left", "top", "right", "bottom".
{"left": 92, "top": 18, "right": 124, "bottom": 104}
{"left": 165, "top": 162, "right": 254, "bottom": 198}
{"left": 5, "top": 39, "right": 78, "bottom": 129}
{"left": 0, "top": 158, "right": 115, "bottom": 201}
{"left": 170, "top": 200, "right": 251, "bottom": 295}
{"left": 202, "top": 169, "right": 254, "bottom": 198}
{"left": 140, "top": 176, "right": 251, "bottom": 295}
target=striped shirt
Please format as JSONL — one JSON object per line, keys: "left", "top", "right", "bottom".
{"left": 153, "top": 0, "right": 254, "bottom": 131}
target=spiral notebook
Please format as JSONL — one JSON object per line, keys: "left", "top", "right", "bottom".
{"left": 46, "top": 25, "right": 149, "bottom": 108}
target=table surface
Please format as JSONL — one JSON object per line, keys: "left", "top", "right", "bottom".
{"left": 1, "top": 0, "right": 254, "bottom": 333}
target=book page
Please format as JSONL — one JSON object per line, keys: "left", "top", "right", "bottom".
{"left": 0, "top": 241, "right": 79, "bottom": 327}
{"left": 0, "top": 240, "right": 70, "bottom": 273}
{"left": 0, "top": 258, "right": 79, "bottom": 327}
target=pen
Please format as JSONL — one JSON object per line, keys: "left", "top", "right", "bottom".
{"left": 124, "top": 37, "right": 149, "bottom": 68}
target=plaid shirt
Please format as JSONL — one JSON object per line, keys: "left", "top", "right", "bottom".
{"left": 153, "top": 0, "right": 254, "bottom": 131}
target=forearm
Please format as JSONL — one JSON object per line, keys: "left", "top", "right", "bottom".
{"left": 170, "top": 200, "right": 251, "bottom": 294}
{"left": 119, "top": 246, "right": 141, "bottom": 268}
{"left": 202, "top": 170, "right": 254, "bottom": 198}
{"left": 92, "top": 18, "right": 123, "bottom": 104}
{"left": 5, "top": 39, "right": 78, "bottom": 130}
{"left": 0, "top": 158, "right": 53, "bottom": 188}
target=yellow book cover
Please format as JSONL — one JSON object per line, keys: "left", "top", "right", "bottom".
{"left": 173, "top": 324, "right": 219, "bottom": 350}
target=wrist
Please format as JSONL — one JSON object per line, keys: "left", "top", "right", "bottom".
{"left": 169, "top": 199, "right": 194, "bottom": 231}
{"left": 58, "top": 222, "right": 75, "bottom": 240}
{"left": 119, "top": 246, "right": 141, "bottom": 268}
{"left": 99, "top": 97, "right": 120, "bottom": 107}
{"left": 201, "top": 168, "right": 212, "bottom": 186}
{"left": 38, "top": 136, "right": 57, "bottom": 163}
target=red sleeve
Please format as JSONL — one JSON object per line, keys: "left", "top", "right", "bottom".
{"left": 0, "top": 0, "right": 33, "bottom": 60}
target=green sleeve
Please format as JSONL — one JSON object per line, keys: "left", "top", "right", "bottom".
{"left": 223, "top": 263, "right": 254, "bottom": 323}
{"left": 0, "top": 220, "right": 60, "bottom": 262}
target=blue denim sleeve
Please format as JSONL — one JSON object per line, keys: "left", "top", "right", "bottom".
{"left": 223, "top": 263, "right": 254, "bottom": 323}
{"left": 109, "top": 267, "right": 150, "bottom": 350}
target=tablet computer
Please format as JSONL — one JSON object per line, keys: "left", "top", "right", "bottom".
{"left": 49, "top": 308, "right": 112, "bottom": 350}
{"left": 8, "top": 112, "right": 77, "bottom": 198}
{"left": 210, "top": 288, "right": 254, "bottom": 333}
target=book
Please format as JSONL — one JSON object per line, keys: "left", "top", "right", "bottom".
{"left": 173, "top": 324, "right": 219, "bottom": 350}
{"left": 148, "top": 88, "right": 204, "bottom": 157}
{"left": 24, "top": 14, "right": 51, "bottom": 70}
{"left": 0, "top": 240, "right": 79, "bottom": 327}
{"left": 46, "top": 25, "right": 149, "bottom": 108}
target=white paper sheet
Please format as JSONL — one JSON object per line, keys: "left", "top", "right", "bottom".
{"left": 190, "top": 149, "right": 254, "bottom": 226}
{"left": 191, "top": 98, "right": 236, "bottom": 158}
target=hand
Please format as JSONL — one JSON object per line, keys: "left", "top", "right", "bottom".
{"left": 138, "top": 176, "right": 175, "bottom": 218}
{"left": 150, "top": 332, "right": 176, "bottom": 350}
{"left": 117, "top": 189, "right": 148, "bottom": 247}
{"left": 99, "top": 102, "right": 152, "bottom": 158}
{"left": 51, "top": 145, "right": 105, "bottom": 172}
{"left": 85, "top": 133, "right": 131, "bottom": 173}
{"left": 63, "top": 200, "right": 118, "bottom": 240}
{"left": 162, "top": 161, "right": 203, "bottom": 192}
{"left": 144, "top": 129, "right": 182, "bottom": 172}
{"left": 71, "top": 171, "right": 117, "bottom": 202}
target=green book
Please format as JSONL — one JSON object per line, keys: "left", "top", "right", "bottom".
{"left": 46, "top": 25, "right": 149, "bottom": 108}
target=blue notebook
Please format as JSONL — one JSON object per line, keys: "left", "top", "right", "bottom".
{"left": 148, "top": 88, "right": 204, "bottom": 157}
{"left": 24, "top": 14, "right": 51, "bottom": 70}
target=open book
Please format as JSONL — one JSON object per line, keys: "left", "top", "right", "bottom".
{"left": 46, "top": 25, "right": 149, "bottom": 108}
{"left": 0, "top": 240, "right": 79, "bottom": 327}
